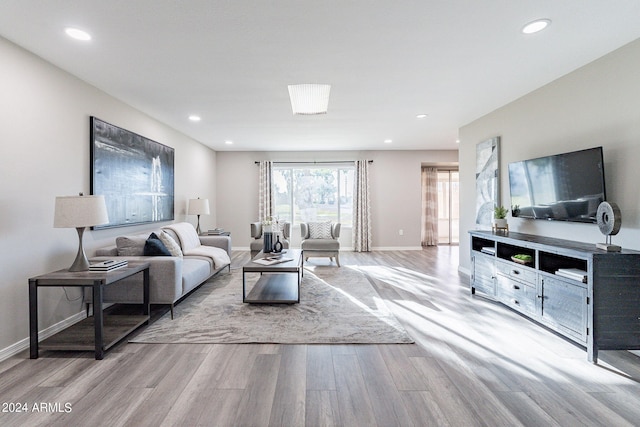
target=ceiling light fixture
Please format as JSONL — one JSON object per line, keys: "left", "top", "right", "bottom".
{"left": 225, "top": 140, "right": 233, "bottom": 145}
{"left": 416, "top": 114, "right": 428, "bottom": 119}
{"left": 188, "top": 115, "right": 201, "bottom": 122}
{"left": 287, "top": 84, "right": 331, "bottom": 115}
{"left": 522, "top": 19, "right": 551, "bottom": 34}
{"left": 65, "top": 27, "right": 91, "bottom": 41}
{"left": 384, "top": 139, "right": 393, "bottom": 144}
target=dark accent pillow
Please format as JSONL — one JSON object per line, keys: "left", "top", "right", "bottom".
{"left": 144, "top": 232, "right": 171, "bottom": 256}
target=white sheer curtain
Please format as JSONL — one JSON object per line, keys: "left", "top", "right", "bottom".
{"left": 353, "top": 160, "right": 372, "bottom": 252}
{"left": 258, "top": 161, "right": 273, "bottom": 221}
{"left": 421, "top": 167, "right": 439, "bottom": 246}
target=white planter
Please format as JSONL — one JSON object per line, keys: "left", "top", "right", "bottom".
{"left": 493, "top": 218, "right": 508, "bottom": 228}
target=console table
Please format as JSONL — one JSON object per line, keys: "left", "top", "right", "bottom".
{"left": 470, "top": 230, "right": 640, "bottom": 363}
{"left": 29, "top": 262, "right": 150, "bottom": 360}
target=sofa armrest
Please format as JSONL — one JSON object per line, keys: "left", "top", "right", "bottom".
{"left": 87, "top": 255, "right": 183, "bottom": 304}
{"left": 199, "top": 235, "right": 232, "bottom": 256}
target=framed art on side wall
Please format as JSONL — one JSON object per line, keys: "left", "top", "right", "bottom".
{"left": 90, "top": 117, "right": 175, "bottom": 229}
{"left": 475, "top": 136, "right": 500, "bottom": 229}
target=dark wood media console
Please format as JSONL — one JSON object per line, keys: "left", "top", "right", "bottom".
{"left": 469, "top": 230, "right": 640, "bottom": 363}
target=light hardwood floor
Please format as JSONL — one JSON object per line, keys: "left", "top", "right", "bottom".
{"left": 2, "top": 247, "right": 640, "bottom": 426}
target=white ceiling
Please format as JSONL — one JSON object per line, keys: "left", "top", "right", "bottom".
{"left": 1, "top": 1, "right": 640, "bottom": 152}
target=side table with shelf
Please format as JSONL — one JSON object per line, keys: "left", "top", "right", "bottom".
{"left": 470, "top": 230, "right": 640, "bottom": 363}
{"left": 29, "top": 262, "right": 150, "bottom": 360}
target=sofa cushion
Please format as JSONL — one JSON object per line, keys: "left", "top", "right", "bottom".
{"left": 144, "top": 233, "right": 171, "bottom": 256}
{"left": 184, "top": 245, "right": 231, "bottom": 270}
{"left": 181, "top": 258, "right": 213, "bottom": 294}
{"left": 116, "top": 235, "right": 147, "bottom": 256}
{"left": 159, "top": 230, "right": 183, "bottom": 257}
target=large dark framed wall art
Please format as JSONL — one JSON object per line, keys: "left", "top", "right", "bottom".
{"left": 90, "top": 117, "right": 175, "bottom": 229}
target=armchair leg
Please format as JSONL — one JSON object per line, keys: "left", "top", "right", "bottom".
{"left": 336, "top": 254, "right": 341, "bottom": 267}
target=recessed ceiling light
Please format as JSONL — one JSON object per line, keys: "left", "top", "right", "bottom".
{"left": 416, "top": 114, "right": 428, "bottom": 119}
{"left": 65, "top": 27, "right": 91, "bottom": 41}
{"left": 188, "top": 115, "right": 201, "bottom": 122}
{"left": 522, "top": 19, "right": 551, "bottom": 34}
{"left": 456, "top": 139, "right": 460, "bottom": 144}
{"left": 384, "top": 139, "right": 393, "bottom": 144}
{"left": 225, "top": 140, "right": 234, "bottom": 145}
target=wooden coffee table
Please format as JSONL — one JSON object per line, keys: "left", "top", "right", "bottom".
{"left": 242, "top": 249, "right": 303, "bottom": 303}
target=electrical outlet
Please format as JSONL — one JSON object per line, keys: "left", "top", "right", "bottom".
{"left": 399, "top": 229, "right": 404, "bottom": 236}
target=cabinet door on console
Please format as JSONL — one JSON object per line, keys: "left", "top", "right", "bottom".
{"left": 471, "top": 252, "right": 496, "bottom": 296}
{"left": 539, "top": 275, "right": 588, "bottom": 343}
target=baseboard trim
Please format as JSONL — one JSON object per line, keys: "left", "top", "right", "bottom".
{"left": 458, "top": 266, "right": 471, "bottom": 277}
{"left": 372, "top": 246, "right": 423, "bottom": 251}
{"left": 0, "top": 311, "right": 86, "bottom": 363}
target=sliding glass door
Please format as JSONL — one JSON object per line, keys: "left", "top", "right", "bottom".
{"left": 437, "top": 170, "right": 459, "bottom": 244}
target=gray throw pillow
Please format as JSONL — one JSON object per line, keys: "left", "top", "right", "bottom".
{"left": 116, "top": 235, "right": 147, "bottom": 256}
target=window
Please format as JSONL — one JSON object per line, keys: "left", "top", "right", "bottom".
{"left": 273, "top": 166, "right": 354, "bottom": 227}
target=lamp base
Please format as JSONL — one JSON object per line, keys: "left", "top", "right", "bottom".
{"left": 69, "top": 227, "right": 90, "bottom": 271}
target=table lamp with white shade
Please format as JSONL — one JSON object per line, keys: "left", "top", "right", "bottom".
{"left": 54, "top": 193, "right": 109, "bottom": 271}
{"left": 188, "top": 198, "right": 210, "bottom": 235}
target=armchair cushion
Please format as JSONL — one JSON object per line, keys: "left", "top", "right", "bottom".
{"left": 308, "top": 221, "right": 332, "bottom": 239}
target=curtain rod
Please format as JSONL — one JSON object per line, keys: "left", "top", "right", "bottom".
{"left": 254, "top": 160, "right": 373, "bottom": 165}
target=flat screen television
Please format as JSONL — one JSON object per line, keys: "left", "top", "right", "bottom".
{"left": 508, "top": 147, "right": 606, "bottom": 223}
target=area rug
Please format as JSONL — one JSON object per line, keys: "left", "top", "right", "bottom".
{"left": 130, "top": 265, "right": 414, "bottom": 344}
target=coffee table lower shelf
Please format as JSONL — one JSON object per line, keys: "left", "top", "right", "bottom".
{"left": 39, "top": 315, "right": 149, "bottom": 352}
{"left": 244, "top": 273, "right": 300, "bottom": 304}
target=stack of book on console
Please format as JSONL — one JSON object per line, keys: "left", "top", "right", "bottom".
{"left": 207, "top": 228, "right": 225, "bottom": 235}
{"left": 89, "top": 260, "right": 128, "bottom": 272}
{"left": 555, "top": 268, "right": 587, "bottom": 283}
{"left": 481, "top": 246, "right": 496, "bottom": 255}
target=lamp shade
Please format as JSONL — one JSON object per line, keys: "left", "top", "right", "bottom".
{"left": 54, "top": 195, "right": 109, "bottom": 228}
{"left": 188, "top": 198, "right": 210, "bottom": 216}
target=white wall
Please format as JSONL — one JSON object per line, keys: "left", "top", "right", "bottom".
{"left": 0, "top": 36, "right": 217, "bottom": 357}
{"left": 216, "top": 150, "right": 458, "bottom": 250}
{"left": 459, "top": 38, "right": 640, "bottom": 272}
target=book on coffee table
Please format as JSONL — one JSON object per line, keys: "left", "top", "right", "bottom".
{"left": 252, "top": 257, "right": 294, "bottom": 266}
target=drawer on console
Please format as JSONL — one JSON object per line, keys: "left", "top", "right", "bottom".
{"left": 497, "top": 276, "right": 536, "bottom": 315}
{"left": 496, "top": 260, "right": 536, "bottom": 285}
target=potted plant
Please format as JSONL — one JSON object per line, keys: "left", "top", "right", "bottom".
{"left": 494, "top": 205, "right": 508, "bottom": 229}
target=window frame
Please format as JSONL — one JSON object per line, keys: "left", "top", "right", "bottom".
{"left": 273, "top": 164, "right": 355, "bottom": 227}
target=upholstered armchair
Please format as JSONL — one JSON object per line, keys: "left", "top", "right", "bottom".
{"left": 250, "top": 222, "right": 291, "bottom": 258}
{"left": 300, "top": 222, "right": 341, "bottom": 266}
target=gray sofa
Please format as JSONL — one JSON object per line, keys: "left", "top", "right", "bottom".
{"left": 88, "top": 222, "right": 231, "bottom": 318}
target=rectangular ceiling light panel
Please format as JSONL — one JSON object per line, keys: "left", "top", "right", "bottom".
{"left": 288, "top": 84, "right": 331, "bottom": 115}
